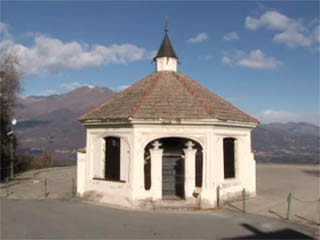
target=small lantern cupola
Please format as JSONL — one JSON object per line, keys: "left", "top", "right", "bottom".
{"left": 153, "top": 24, "right": 178, "bottom": 72}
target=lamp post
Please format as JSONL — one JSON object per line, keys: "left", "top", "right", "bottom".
{"left": 7, "top": 118, "right": 17, "bottom": 179}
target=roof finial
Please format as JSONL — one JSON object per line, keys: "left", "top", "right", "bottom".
{"left": 164, "top": 15, "right": 168, "bottom": 33}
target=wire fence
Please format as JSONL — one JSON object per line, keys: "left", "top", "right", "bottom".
{"left": 290, "top": 195, "right": 320, "bottom": 226}
{"left": 1, "top": 167, "right": 76, "bottom": 199}
{"left": 216, "top": 186, "right": 320, "bottom": 226}
{"left": 2, "top": 176, "right": 77, "bottom": 199}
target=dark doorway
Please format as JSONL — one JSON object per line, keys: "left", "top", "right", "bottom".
{"left": 161, "top": 138, "right": 185, "bottom": 199}
{"left": 144, "top": 137, "right": 203, "bottom": 200}
{"left": 162, "top": 153, "right": 184, "bottom": 199}
{"left": 224, "top": 138, "right": 235, "bottom": 179}
{"left": 105, "top": 137, "right": 121, "bottom": 181}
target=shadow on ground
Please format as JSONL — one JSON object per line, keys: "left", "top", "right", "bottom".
{"left": 302, "top": 169, "right": 320, "bottom": 177}
{"left": 222, "top": 224, "right": 316, "bottom": 240}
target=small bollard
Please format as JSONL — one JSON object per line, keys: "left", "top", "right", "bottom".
{"left": 44, "top": 178, "right": 47, "bottom": 198}
{"left": 72, "top": 177, "right": 75, "bottom": 197}
{"left": 286, "top": 193, "right": 292, "bottom": 220}
{"left": 242, "top": 188, "right": 246, "bottom": 213}
{"left": 217, "top": 185, "right": 220, "bottom": 208}
{"left": 6, "top": 177, "right": 9, "bottom": 197}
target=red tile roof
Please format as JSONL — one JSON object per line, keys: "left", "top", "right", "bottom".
{"left": 79, "top": 71, "right": 259, "bottom": 124}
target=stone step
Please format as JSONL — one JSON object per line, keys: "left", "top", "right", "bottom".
{"left": 152, "top": 200, "right": 200, "bottom": 211}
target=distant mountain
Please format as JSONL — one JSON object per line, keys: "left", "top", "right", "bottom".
{"left": 14, "top": 87, "right": 319, "bottom": 165}
{"left": 252, "top": 122, "right": 319, "bottom": 164}
{"left": 14, "top": 86, "right": 114, "bottom": 165}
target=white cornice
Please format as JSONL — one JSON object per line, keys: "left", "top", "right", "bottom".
{"left": 81, "top": 118, "right": 258, "bottom": 129}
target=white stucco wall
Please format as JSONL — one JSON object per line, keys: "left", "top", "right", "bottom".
{"left": 156, "top": 57, "right": 177, "bottom": 72}
{"left": 78, "top": 121, "right": 256, "bottom": 209}
{"left": 77, "top": 152, "right": 86, "bottom": 195}
{"left": 79, "top": 127, "right": 134, "bottom": 207}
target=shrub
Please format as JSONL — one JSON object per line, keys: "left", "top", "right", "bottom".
{"left": 14, "top": 155, "right": 31, "bottom": 173}
{"left": 31, "top": 150, "right": 54, "bottom": 169}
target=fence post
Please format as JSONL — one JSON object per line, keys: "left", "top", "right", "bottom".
{"left": 286, "top": 192, "right": 292, "bottom": 220}
{"left": 72, "top": 177, "right": 75, "bottom": 197}
{"left": 242, "top": 188, "right": 246, "bottom": 213}
{"left": 44, "top": 178, "right": 47, "bottom": 198}
{"left": 217, "top": 185, "right": 220, "bottom": 208}
{"left": 318, "top": 199, "right": 320, "bottom": 225}
{"left": 6, "top": 177, "right": 9, "bottom": 197}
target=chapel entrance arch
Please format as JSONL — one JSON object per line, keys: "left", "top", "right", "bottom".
{"left": 144, "top": 137, "right": 203, "bottom": 200}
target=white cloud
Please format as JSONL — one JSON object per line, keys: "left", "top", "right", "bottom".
{"left": 36, "top": 89, "right": 59, "bottom": 97}
{"left": 222, "top": 49, "right": 282, "bottom": 70}
{"left": 245, "top": 11, "right": 318, "bottom": 48}
{"left": 313, "top": 25, "right": 320, "bottom": 43}
{"left": 60, "top": 82, "right": 94, "bottom": 91}
{"left": 187, "top": 32, "right": 208, "bottom": 43}
{"left": 0, "top": 23, "right": 153, "bottom": 76}
{"left": 0, "top": 22, "right": 11, "bottom": 38}
{"left": 273, "top": 30, "right": 312, "bottom": 47}
{"left": 222, "top": 56, "right": 232, "bottom": 64}
{"left": 238, "top": 50, "right": 282, "bottom": 69}
{"left": 0, "top": 22, "right": 14, "bottom": 51}
{"left": 111, "top": 85, "right": 131, "bottom": 92}
{"left": 245, "top": 11, "right": 302, "bottom": 31}
{"left": 223, "top": 32, "right": 239, "bottom": 41}
{"left": 257, "top": 109, "right": 320, "bottom": 126}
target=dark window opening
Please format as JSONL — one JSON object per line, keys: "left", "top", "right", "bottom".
{"left": 195, "top": 150, "right": 203, "bottom": 187}
{"left": 224, "top": 138, "right": 235, "bottom": 179}
{"left": 144, "top": 151, "right": 151, "bottom": 190}
{"left": 105, "top": 137, "right": 121, "bottom": 181}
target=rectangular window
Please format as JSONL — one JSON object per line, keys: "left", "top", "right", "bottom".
{"left": 105, "top": 137, "right": 121, "bottom": 181}
{"left": 224, "top": 138, "right": 235, "bottom": 179}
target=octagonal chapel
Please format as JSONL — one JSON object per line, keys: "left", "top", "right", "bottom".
{"left": 77, "top": 27, "right": 258, "bottom": 209}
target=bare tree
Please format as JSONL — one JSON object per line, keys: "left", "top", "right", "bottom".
{"left": 0, "top": 52, "right": 21, "bottom": 180}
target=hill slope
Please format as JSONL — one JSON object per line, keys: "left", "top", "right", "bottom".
{"left": 15, "top": 86, "right": 113, "bottom": 164}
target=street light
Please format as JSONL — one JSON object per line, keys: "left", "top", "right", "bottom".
{"left": 7, "top": 118, "right": 17, "bottom": 179}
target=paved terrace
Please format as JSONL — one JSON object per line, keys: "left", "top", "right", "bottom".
{"left": 0, "top": 163, "right": 319, "bottom": 239}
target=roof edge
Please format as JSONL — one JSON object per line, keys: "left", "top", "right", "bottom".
{"left": 80, "top": 118, "right": 258, "bottom": 128}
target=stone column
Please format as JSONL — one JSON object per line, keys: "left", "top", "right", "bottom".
{"left": 183, "top": 141, "right": 197, "bottom": 199}
{"left": 150, "top": 141, "right": 163, "bottom": 200}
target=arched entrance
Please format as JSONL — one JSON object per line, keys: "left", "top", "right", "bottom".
{"left": 144, "top": 137, "right": 203, "bottom": 200}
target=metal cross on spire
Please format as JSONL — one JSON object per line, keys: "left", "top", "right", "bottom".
{"left": 164, "top": 15, "right": 168, "bottom": 33}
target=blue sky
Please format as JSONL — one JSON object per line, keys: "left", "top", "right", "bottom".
{"left": 1, "top": 1, "right": 319, "bottom": 125}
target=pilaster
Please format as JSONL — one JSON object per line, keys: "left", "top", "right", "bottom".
{"left": 183, "top": 141, "right": 197, "bottom": 199}
{"left": 150, "top": 141, "right": 163, "bottom": 200}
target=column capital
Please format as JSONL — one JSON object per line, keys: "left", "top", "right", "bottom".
{"left": 150, "top": 148, "right": 164, "bottom": 155}
{"left": 183, "top": 148, "right": 197, "bottom": 155}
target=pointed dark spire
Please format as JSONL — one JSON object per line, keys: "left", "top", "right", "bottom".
{"left": 153, "top": 24, "right": 178, "bottom": 61}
